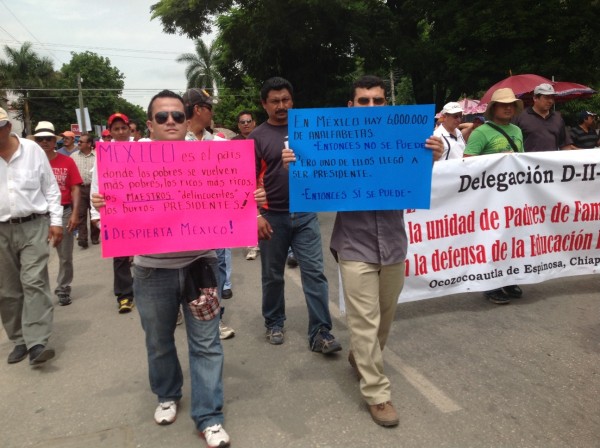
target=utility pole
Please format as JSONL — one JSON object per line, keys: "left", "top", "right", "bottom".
{"left": 389, "top": 69, "right": 396, "bottom": 106}
{"left": 24, "top": 90, "right": 31, "bottom": 136}
{"left": 77, "top": 73, "right": 87, "bottom": 133}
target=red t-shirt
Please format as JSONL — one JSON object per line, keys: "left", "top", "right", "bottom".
{"left": 50, "top": 153, "right": 83, "bottom": 205}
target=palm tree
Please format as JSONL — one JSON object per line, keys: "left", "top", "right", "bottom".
{"left": 0, "top": 42, "right": 55, "bottom": 134}
{"left": 176, "top": 39, "right": 223, "bottom": 91}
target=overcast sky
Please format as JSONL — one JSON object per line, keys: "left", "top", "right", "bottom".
{"left": 0, "top": 0, "right": 211, "bottom": 110}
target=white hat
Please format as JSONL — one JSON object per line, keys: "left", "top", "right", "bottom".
{"left": 533, "top": 83, "right": 555, "bottom": 95}
{"left": 441, "top": 102, "right": 464, "bottom": 115}
{"left": 33, "top": 121, "right": 58, "bottom": 137}
{"left": 0, "top": 107, "right": 9, "bottom": 127}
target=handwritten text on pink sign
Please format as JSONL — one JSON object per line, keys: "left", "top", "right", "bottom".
{"left": 96, "top": 140, "right": 257, "bottom": 257}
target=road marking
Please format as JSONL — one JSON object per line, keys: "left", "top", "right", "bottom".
{"left": 286, "top": 266, "right": 460, "bottom": 413}
{"left": 386, "top": 350, "right": 462, "bottom": 413}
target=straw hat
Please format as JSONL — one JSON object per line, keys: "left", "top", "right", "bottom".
{"left": 33, "top": 121, "right": 58, "bottom": 137}
{"left": 484, "top": 88, "right": 524, "bottom": 120}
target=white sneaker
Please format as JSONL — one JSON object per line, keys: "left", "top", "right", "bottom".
{"left": 202, "top": 424, "right": 230, "bottom": 447}
{"left": 219, "top": 321, "right": 235, "bottom": 340}
{"left": 154, "top": 401, "right": 177, "bottom": 425}
{"left": 246, "top": 247, "right": 259, "bottom": 260}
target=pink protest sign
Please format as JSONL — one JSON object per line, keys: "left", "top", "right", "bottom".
{"left": 96, "top": 140, "right": 257, "bottom": 258}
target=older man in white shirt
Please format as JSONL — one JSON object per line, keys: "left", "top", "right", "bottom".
{"left": 0, "top": 107, "right": 63, "bottom": 366}
{"left": 433, "top": 102, "right": 466, "bottom": 160}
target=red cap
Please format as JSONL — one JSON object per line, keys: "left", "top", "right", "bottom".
{"left": 62, "top": 131, "right": 76, "bottom": 138}
{"left": 101, "top": 129, "right": 111, "bottom": 137}
{"left": 107, "top": 112, "right": 129, "bottom": 127}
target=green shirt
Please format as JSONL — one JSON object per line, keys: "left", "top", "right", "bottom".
{"left": 464, "top": 122, "right": 524, "bottom": 156}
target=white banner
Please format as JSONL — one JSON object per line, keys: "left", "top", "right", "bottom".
{"left": 400, "top": 149, "right": 600, "bottom": 302}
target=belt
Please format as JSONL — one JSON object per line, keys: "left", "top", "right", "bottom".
{"left": 63, "top": 204, "right": 72, "bottom": 210}
{"left": 0, "top": 213, "right": 46, "bottom": 224}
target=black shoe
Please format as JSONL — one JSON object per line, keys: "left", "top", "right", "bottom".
{"left": 221, "top": 289, "right": 233, "bottom": 300}
{"left": 58, "top": 294, "right": 72, "bottom": 306}
{"left": 91, "top": 240, "right": 100, "bottom": 245}
{"left": 7, "top": 344, "right": 28, "bottom": 364}
{"left": 484, "top": 288, "right": 511, "bottom": 305}
{"left": 503, "top": 285, "right": 523, "bottom": 298}
{"left": 29, "top": 345, "right": 55, "bottom": 365}
{"left": 311, "top": 328, "right": 342, "bottom": 354}
{"left": 286, "top": 254, "right": 298, "bottom": 268}
{"left": 78, "top": 241, "right": 89, "bottom": 249}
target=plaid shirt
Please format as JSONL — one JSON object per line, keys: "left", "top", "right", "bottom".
{"left": 71, "top": 150, "right": 96, "bottom": 185}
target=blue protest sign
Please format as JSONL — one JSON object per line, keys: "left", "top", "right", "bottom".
{"left": 288, "top": 104, "right": 435, "bottom": 212}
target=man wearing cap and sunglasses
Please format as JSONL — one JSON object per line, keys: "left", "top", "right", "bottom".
{"left": 514, "top": 83, "right": 576, "bottom": 151}
{"left": 232, "top": 111, "right": 261, "bottom": 261}
{"left": 434, "top": 102, "right": 467, "bottom": 160}
{"left": 182, "top": 88, "right": 236, "bottom": 340}
{"left": 34, "top": 121, "right": 83, "bottom": 307}
{"left": 464, "top": 87, "right": 525, "bottom": 305}
{"left": 0, "top": 108, "right": 63, "bottom": 366}
{"left": 57, "top": 130, "right": 79, "bottom": 156}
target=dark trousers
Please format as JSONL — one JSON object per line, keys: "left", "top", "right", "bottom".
{"left": 113, "top": 256, "right": 133, "bottom": 301}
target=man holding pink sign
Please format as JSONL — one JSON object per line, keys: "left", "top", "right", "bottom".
{"left": 92, "top": 90, "right": 266, "bottom": 448}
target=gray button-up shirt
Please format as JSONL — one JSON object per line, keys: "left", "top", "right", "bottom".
{"left": 330, "top": 210, "right": 407, "bottom": 265}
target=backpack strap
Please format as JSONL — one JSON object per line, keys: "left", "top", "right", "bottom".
{"left": 485, "top": 122, "right": 519, "bottom": 153}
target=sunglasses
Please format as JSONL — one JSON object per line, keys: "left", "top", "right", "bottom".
{"left": 35, "top": 136, "right": 55, "bottom": 142}
{"left": 154, "top": 111, "right": 186, "bottom": 124}
{"left": 238, "top": 119, "right": 253, "bottom": 125}
{"left": 356, "top": 97, "right": 386, "bottom": 106}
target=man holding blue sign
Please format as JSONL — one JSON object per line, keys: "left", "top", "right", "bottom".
{"left": 283, "top": 75, "right": 443, "bottom": 427}
{"left": 251, "top": 77, "right": 341, "bottom": 354}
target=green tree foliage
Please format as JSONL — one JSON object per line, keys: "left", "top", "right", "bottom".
{"left": 387, "top": 0, "right": 600, "bottom": 106}
{"left": 152, "top": 0, "right": 599, "bottom": 111}
{"left": 0, "top": 42, "right": 55, "bottom": 134}
{"left": 150, "top": 0, "right": 234, "bottom": 38}
{"left": 177, "top": 40, "right": 223, "bottom": 89}
{"left": 212, "top": 75, "right": 262, "bottom": 131}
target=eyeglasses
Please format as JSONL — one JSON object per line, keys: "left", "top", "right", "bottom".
{"left": 238, "top": 119, "right": 253, "bottom": 125}
{"left": 35, "top": 136, "right": 55, "bottom": 142}
{"left": 79, "top": 140, "right": 90, "bottom": 144}
{"left": 154, "top": 111, "right": 186, "bottom": 124}
{"left": 356, "top": 97, "right": 386, "bottom": 106}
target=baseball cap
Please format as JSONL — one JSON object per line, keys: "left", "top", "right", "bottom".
{"left": 441, "top": 102, "right": 464, "bottom": 115}
{"left": 533, "top": 83, "right": 555, "bottom": 95}
{"left": 34, "top": 121, "right": 58, "bottom": 137}
{"left": 577, "top": 110, "right": 597, "bottom": 122}
{"left": 101, "top": 129, "right": 111, "bottom": 137}
{"left": 62, "top": 131, "right": 75, "bottom": 138}
{"left": 0, "top": 107, "right": 9, "bottom": 127}
{"left": 183, "top": 88, "right": 215, "bottom": 115}
{"left": 107, "top": 112, "right": 130, "bottom": 127}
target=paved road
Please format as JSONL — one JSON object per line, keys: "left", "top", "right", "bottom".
{"left": 1, "top": 212, "right": 599, "bottom": 447}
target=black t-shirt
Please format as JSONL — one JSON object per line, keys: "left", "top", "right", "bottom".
{"left": 250, "top": 122, "right": 289, "bottom": 212}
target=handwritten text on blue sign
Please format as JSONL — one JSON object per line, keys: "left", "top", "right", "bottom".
{"left": 288, "top": 104, "right": 435, "bottom": 212}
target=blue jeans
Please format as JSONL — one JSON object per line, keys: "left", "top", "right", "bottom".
{"left": 259, "top": 211, "right": 332, "bottom": 341}
{"left": 133, "top": 260, "right": 224, "bottom": 431}
{"left": 215, "top": 249, "right": 232, "bottom": 291}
